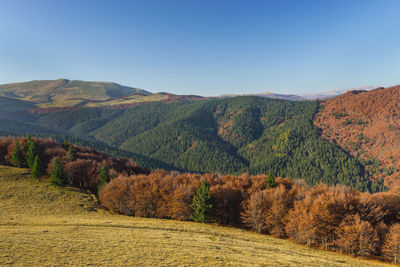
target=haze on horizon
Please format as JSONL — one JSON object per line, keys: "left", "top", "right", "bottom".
{"left": 0, "top": 0, "right": 399, "bottom": 96}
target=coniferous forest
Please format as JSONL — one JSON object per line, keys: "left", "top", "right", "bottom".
{"left": 2, "top": 96, "right": 372, "bottom": 191}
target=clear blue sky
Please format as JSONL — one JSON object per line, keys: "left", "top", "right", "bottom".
{"left": 0, "top": 0, "right": 399, "bottom": 96}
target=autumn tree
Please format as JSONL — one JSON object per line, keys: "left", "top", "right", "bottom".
{"left": 264, "top": 183, "right": 301, "bottom": 237}
{"left": 191, "top": 179, "right": 214, "bottom": 223}
{"left": 99, "top": 175, "right": 136, "bottom": 216}
{"left": 382, "top": 223, "right": 400, "bottom": 264}
{"left": 64, "top": 159, "right": 98, "bottom": 188}
{"left": 336, "top": 214, "right": 379, "bottom": 256}
{"left": 50, "top": 158, "right": 67, "bottom": 187}
{"left": 285, "top": 196, "right": 316, "bottom": 245}
{"left": 241, "top": 190, "right": 269, "bottom": 233}
{"left": 11, "top": 141, "right": 24, "bottom": 167}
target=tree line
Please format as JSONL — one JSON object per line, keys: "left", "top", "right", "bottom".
{"left": 0, "top": 136, "right": 149, "bottom": 190}
{"left": 1, "top": 136, "right": 398, "bottom": 263}
{"left": 99, "top": 170, "right": 400, "bottom": 264}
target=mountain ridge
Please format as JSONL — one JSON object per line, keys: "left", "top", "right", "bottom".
{"left": 217, "top": 86, "right": 378, "bottom": 101}
{"left": 0, "top": 78, "right": 398, "bottom": 191}
{"left": 0, "top": 78, "right": 153, "bottom": 108}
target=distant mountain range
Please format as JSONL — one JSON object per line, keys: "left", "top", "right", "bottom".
{"left": 0, "top": 79, "right": 380, "bottom": 106}
{"left": 0, "top": 78, "right": 398, "bottom": 192}
{"left": 299, "top": 86, "right": 378, "bottom": 100}
{"left": 218, "top": 86, "right": 378, "bottom": 101}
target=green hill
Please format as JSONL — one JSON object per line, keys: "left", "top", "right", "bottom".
{"left": 0, "top": 166, "right": 391, "bottom": 266}
{"left": 34, "top": 96, "right": 370, "bottom": 191}
{"left": 0, "top": 79, "right": 152, "bottom": 108}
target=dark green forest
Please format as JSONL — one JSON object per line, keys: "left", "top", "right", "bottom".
{"left": 0, "top": 96, "right": 371, "bottom": 191}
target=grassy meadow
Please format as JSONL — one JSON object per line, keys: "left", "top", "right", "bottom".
{"left": 0, "top": 166, "right": 393, "bottom": 266}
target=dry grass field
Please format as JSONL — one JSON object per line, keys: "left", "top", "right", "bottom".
{"left": 0, "top": 166, "right": 394, "bottom": 266}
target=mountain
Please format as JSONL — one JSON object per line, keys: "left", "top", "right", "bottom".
{"left": 301, "top": 86, "right": 378, "bottom": 100}
{"left": 3, "top": 78, "right": 397, "bottom": 191}
{"left": 246, "top": 92, "right": 306, "bottom": 101}
{"left": 29, "top": 96, "right": 369, "bottom": 191}
{"left": 0, "top": 79, "right": 152, "bottom": 108}
{"left": 218, "top": 92, "right": 305, "bottom": 101}
{"left": 218, "top": 86, "right": 377, "bottom": 101}
{"left": 315, "top": 85, "right": 400, "bottom": 190}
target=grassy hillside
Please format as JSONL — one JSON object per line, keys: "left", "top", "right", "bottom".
{"left": 0, "top": 166, "right": 391, "bottom": 266}
{"left": 36, "top": 97, "right": 370, "bottom": 190}
{"left": 0, "top": 79, "right": 151, "bottom": 108}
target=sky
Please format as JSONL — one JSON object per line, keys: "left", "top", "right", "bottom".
{"left": 0, "top": 0, "right": 399, "bottom": 96}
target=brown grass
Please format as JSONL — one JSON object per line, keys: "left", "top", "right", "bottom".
{"left": 0, "top": 166, "right": 393, "bottom": 266}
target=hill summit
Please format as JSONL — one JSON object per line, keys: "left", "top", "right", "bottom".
{"left": 0, "top": 79, "right": 151, "bottom": 108}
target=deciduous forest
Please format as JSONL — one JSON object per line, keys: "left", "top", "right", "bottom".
{"left": 1, "top": 137, "right": 399, "bottom": 264}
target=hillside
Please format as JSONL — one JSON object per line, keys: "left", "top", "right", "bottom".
{"left": 1, "top": 79, "right": 393, "bottom": 191}
{"left": 315, "top": 85, "right": 400, "bottom": 189}
{"left": 0, "top": 166, "right": 392, "bottom": 266}
{"left": 0, "top": 79, "right": 156, "bottom": 108}
{"left": 0, "top": 79, "right": 204, "bottom": 114}
{"left": 33, "top": 96, "right": 370, "bottom": 190}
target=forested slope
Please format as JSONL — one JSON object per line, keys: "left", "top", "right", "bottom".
{"left": 33, "top": 96, "right": 370, "bottom": 190}
{"left": 315, "top": 86, "right": 400, "bottom": 190}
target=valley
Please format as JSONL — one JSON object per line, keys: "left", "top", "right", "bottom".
{"left": 0, "top": 80, "right": 371, "bottom": 190}
{"left": 2, "top": 80, "right": 400, "bottom": 192}
{"left": 3, "top": 2, "right": 400, "bottom": 266}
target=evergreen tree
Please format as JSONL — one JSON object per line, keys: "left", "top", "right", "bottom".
{"left": 24, "top": 134, "right": 32, "bottom": 151}
{"left": 50, "top": 158, "right": 67, "bottom": 187}
{"left": 190, "top": 179, "right": 214, "bottom": 223}
{"left": 97, "top": 165, "right": 110, "bottom": 190}
{"left": 67, "top": 144, "right": 75, "bottom": 161}
{"left": 25, "top": 139, "right": 38, "bottom": 169}
{"left": 31, "top": 155, "right": 43, "bottom": 181}
{"left": 11, "top": 141, "right": 24, "bottom": 168}
{"left": 265, "top": 171, "right": 276, "bottom": 188}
